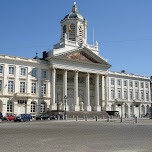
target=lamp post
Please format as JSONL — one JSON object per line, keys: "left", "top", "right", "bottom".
{"left": 64, "top": 95, "right": 67, "bottom": 119}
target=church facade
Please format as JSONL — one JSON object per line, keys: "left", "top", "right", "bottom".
{"left": 0, "top": 4, "right": 151, "bottom": 117}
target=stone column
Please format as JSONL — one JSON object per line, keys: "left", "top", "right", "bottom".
{"left": 139, "top": 104, "right": 142, "bottom": 118}
{"left": 72, "top": 71, "right": 80, "bottom": 111}
{"left": 62, "top": 69, "right": 69, "bottom": 111}
{"left": 101, "top": 75, "right": 105, "bottom": 110}
{"left": 84, "top": 73, "right": 91, "bottom": 111}
{"left": 50, "top": 68, "right": 57, "bottom": 110}
{"left": 127, "top": 103, "right": 131, "bottom": 118}
{"left": 105, "top": 76, "right": 109, "bottom": 110}
{"left": 94, "top": 74, "right": 101, "bottom": 111}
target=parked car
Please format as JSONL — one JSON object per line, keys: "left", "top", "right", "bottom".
{"left": 36, "top": 114, "right": 50, "bottom": 120}
{"left": 3, "top": 114, "right": 17, "bottom": 121}
{"left": 14, "top": 114, "right": 32, "bottom": 122}
{"left": 50, "top": 114, "right": 56, "bottom": 120}
{"left": 55, "top": 114, "right": 63, "bottom": 120}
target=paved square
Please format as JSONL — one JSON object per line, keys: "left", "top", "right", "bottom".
{"left": 0, "top": 120, "right": 152, "bottom": 152}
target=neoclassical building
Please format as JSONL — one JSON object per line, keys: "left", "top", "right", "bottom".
{"left": 0, "top": 3, "right": 151, "bottom": 117}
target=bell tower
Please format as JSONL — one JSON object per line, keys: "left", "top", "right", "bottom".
{"left": 60, "top": 2, "right": 88, "bottom": 46}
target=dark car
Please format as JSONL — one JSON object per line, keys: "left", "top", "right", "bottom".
{"left": 36, "top": 114, "right": 50, "bottom": 120}
{"left": 55, "top": 114, "right": 63, "bottom": 120}
{"left": 14, "top": 114, "right": 32, "bottom": 122}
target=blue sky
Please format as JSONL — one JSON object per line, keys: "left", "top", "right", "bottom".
{"left": 0, "top": 0, "right": 152, "bottom": 77}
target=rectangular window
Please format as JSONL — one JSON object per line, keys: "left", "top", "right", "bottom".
{"left": 145, "top": 83, "right": 148, "bottom": 88}
{"left": 141, "top": 83, "right": 144, "bottom": 88}
{"left": 111, "top": 79, "right": 114, "bottom": 85}
{"left": 129, "top": 81, "right": 133, "bottom": 87}
{"left": 7, "top": 101, "right": 12, "bottom": 112}
{"left": 32, "top": 69, "right": 37, "bottom": 77}
{"left": 130, "top": 91, "right": 133, "bottom": 100}
{"left": 31, "top": 83, "right": 36, "bottom": 94}
{"left": 117, "top": 80, "right": 121, "bottom": 86}
{"left": 141, "top": 91, "right": 144, "bottom": 100}
{"left": 0, "top": 80, "right": 2, "bottom": 92}
{"left": 118, "top": 90, "right": 121, "bottom": 99}
{"left": 8, "top": 81, "right": 13, "bottom": 93}
{"left": 20, "top": 68, "right": 26, "bottom": 76}
{"left": 135, "top": 82, "right": 138, "bottom": 87}
{"left": 146, "top": 92, "right": 149, "bottom": 101}
{"left": 124, "top": 81, "right": 127, "bottom": 86}
{"left": 9, "top": 67, "right": 14, "bottom": 75}
{"left": 20, "top": 82, "right": 25, "bottom": 93}
{"left": 0, "top": 66, "right": 3, "bottom": 74}
{"left": 135, "top": 91, "right": 138, "bottom": 100}
{"left": 41, "top": 84, "right": 46, "bottom": 95}
{"left": 42, "top": 71, "right": 46, "bottom": 78}
{"left": 124, "top": 90, "right": 127, "bottom": 99}
{"left": 111, "top": 90, "right": 114, "bottom": 99}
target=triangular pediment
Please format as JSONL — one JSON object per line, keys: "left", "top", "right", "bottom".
{"left": 51, "top": 47, "right": 111, "bottom": 68}
{"left": 65, "top": 52, "right": 100, "bottom": 64}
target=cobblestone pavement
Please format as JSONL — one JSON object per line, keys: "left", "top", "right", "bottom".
{"left": 0, "top": 119, "right": 152, "bottom": 152}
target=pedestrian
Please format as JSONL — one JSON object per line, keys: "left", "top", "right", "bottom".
{"left": 0, "top": 112, "right": 3, "bottom": 123}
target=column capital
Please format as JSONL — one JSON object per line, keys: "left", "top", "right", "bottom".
{"left": 74, "top": 70, "right": 79, "bottom": 73}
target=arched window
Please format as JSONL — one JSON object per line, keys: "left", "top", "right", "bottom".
{"left": 63, "top": 25, "right": 66, "bottom": 39}
{"left": 41, "top": 102, "right": 46, "bottom": 113}
{"left": 7, "top": 101, "right": 12, "bottom": 112}
{"left": 78, "top": 24, "right": 84, "bottom": 44}
{"left": 31, "top": 101, "right": 36, "bottom": 113}
{"left": 69, "top": 23, "right": 75, "bottom": 41}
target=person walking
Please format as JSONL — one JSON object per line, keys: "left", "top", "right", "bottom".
{"left": 0, "top": 112, "right": 3, "bottom": 123}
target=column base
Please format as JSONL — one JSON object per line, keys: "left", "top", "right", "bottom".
{"left": 94, "top": 105, "right": 101, "bottom": 111}
{"left": 84, "top": 105, "right": 92, "bottom": 111}
{"left": 72, "top": 105, "right": 80, "bottom": 111}
{"left": 49, "top": 104, "right": 57, "bottom": 111}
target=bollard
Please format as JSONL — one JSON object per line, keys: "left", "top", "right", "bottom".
{"left": 41, "top": 118, "right": 43, "bottom": 121}
{"left": 135, "top": 117, "right": 138, "bottom": 123}
{"left": 0, "top": 119, "right": 2, "bottom": 123}
{"left": 120, "top": 117, "right": 123, "bottom": 123}
{"left": 107, "top": 116, "right": 110, "bottom": 122}
{"left": 76, "top": 116, "right": 78, "bottom": 121}
{"left": 96, "top": 116, "right": 98, "bottom": 122}
{"left": 62, "top": 115, "right": 64, "bottom": 120}
{"left": 85, "top": 116, "right": 88, "bottom": 121}
{"left": 102, "top": 115, "right": 104, "bottom": 119}
{"left": 48, "top": 118, "right": 50, "bottom": 121}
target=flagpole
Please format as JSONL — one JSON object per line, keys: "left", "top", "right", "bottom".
{"left": 93, "top": 28, "right": 94, "bottom": 46}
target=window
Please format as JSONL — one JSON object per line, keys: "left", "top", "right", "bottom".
{"left": 141, "top": 91, "right": 144, "bottom": 100}
{"left": 124, "top": 81, "right": 127, "bottom": 86}
{"left": 111, "top": 79, "right": 114, "bottom": 85}
{"left": 20, "top": 82, "right": 25, "bottom": 93}
{"left": 20, "top": 68, "right": 26, "bottom": 76}
{"left": 41, "top": 84, "right": 46, "bottom": 95}
{"left": 41, "top": 102, "right": 46, "bottom": 113}
{"left": 32, "top": 69, "right": 37, "bottom": 77}
{"left": 78, "top": 24, "right": 84, "bottom": 44}
{"left": 145, "top": 83, "right": 148, "bottom": 88}
{"left": 31, "top": 83, "right": 36, "bottom": 94}
{"left": 0, "top": 66, "right": 3, "bottom": 74}
{"left": 42, "top": 71, "right": 46, "bottom": 79}
{"left": 9, "top": 67, "right": 14, "bottom": 75}
{"left": 130, "top": 91, "right": 133, "bottom": 100}
{"left": 124, "top": 91, "right": 127, "bottom": 99}
{"left": 146, "top": 92, "right": 149, "bottom": 101}
{"left": 141, "top": 83, "right": 144, "bottom": 88}
{"left": 135, "top": 91, "right": 138, "bottom": 100}
{"left": 7, "top": 101, "right": 12, "bottom": 112}
{"left": 135, "top": 82, "right": 138, "bottom": 87}
{"left": 111, "top": 90, "right": 114, "bottom": 99}
{"left": 0, "top": 80, "right": 2, "bottom": 92}
{"left": 8, "top": 81, "right": 13, "bottom": 93}
{"left": 117, "top": 80, "right": 121, "bottom": 86}
{"left": 18, "top": 100, "right": 27, "bottom": 104}
{"left": 31, "top": 102, "right": 36, "bottom": 113}
{"left": 118, "top": 90, "right": 121, "bottom": 99}
{"left": 129, "top": 81, "right": 133, "bottom": 87}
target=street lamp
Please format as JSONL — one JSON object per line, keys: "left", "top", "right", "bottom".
{"left": 64, "top": 95, "right": 67, "bottom": 119}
